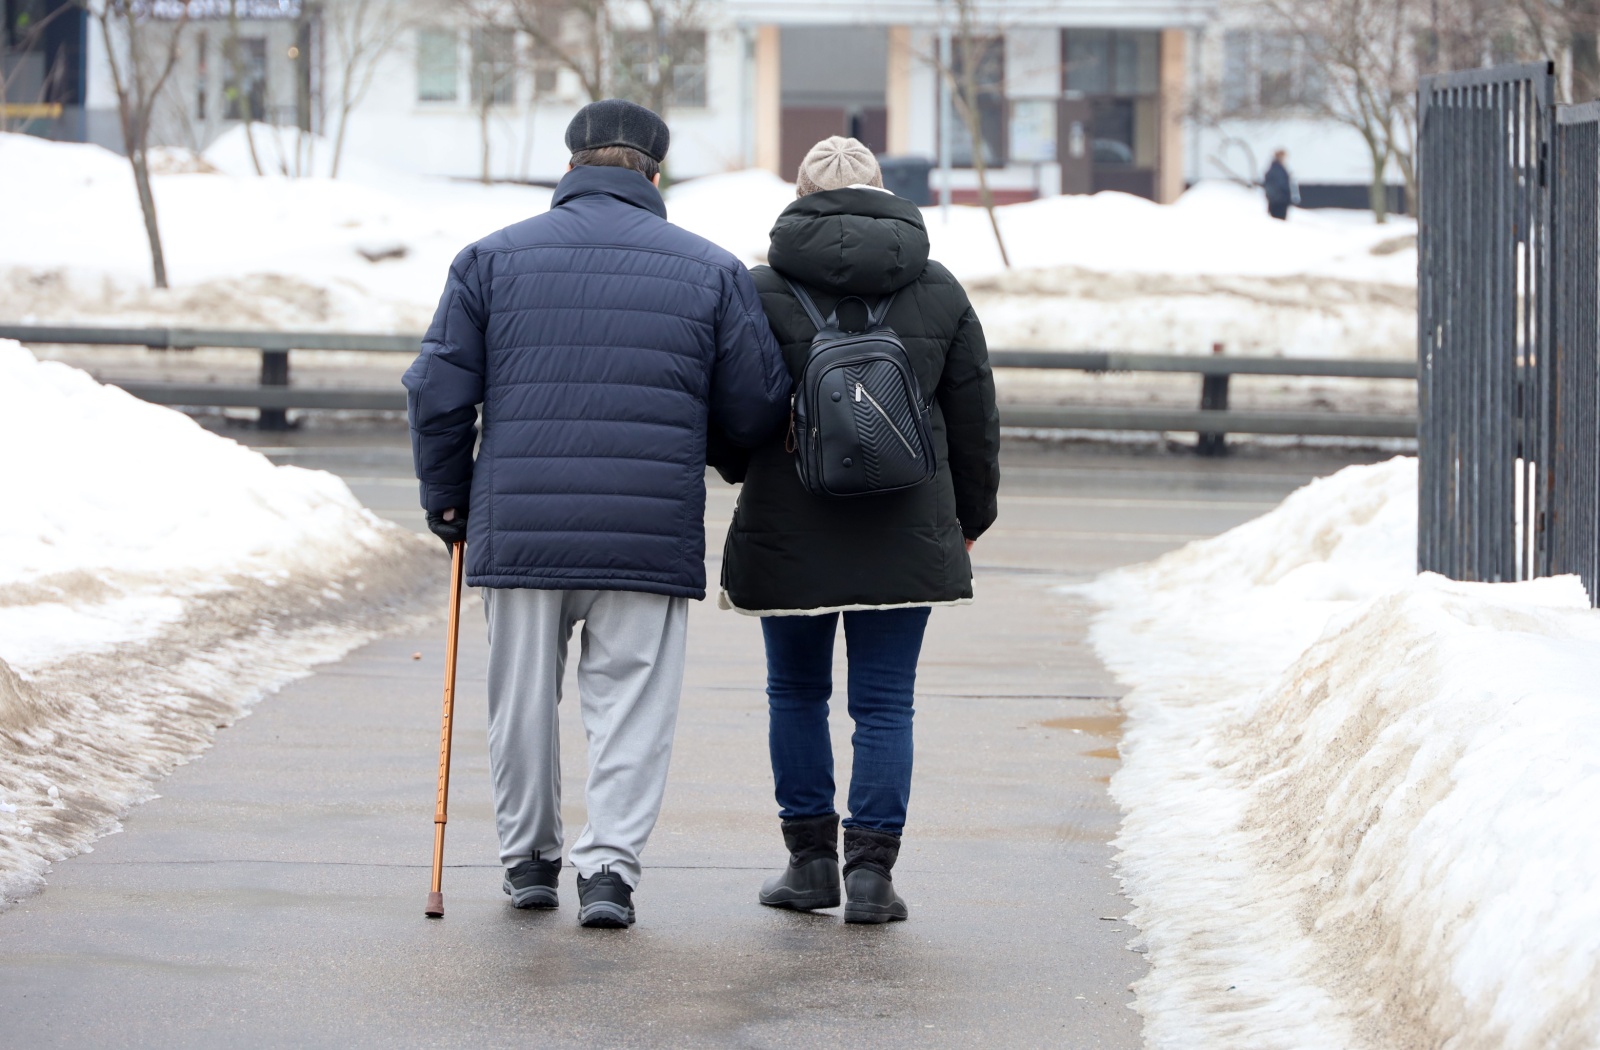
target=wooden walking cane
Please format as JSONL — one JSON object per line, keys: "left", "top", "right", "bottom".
{"left": 424, "top": 540, "right": 465, "bottom": 918}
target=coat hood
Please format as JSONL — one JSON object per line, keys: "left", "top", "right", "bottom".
{"left": 766, "top": 188, "right": 930, "bottom": 297}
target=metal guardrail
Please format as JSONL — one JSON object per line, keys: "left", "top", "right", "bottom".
{"left": 1, "top": 324, "right": 1419, "bottom": 442}
{"left": 988, "top": 349, "right": 1418, "bottom": 380}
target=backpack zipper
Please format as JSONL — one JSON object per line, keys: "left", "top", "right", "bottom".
{"left": 855, "top": 382, "right": 918, "bottom": 457}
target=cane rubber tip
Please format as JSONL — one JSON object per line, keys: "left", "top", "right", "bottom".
{"left": 425, "top": 891, "right": 444, "bottom": 918}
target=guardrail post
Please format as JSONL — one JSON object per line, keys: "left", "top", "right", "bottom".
{"left": 1196, "top": 342, "right": 1229, "bottom": 456}
{"left": 260, "top": 349, "right": 290, "bottom": 430}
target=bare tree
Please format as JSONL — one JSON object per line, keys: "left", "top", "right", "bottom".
{"left": 495, "top": 0, "right": 704, "bottom": 114}
{"left": 446, "top": 0, "right": 529, "bottom": 182}
{"left": 1255, "top": 0, "right": 1418, "bottom": 222}
{"left": 325, "top": 0, "right": 413, "bottom": 176}
{"left": 224, "top": 0, "right": 264, "bottom": 174}
{"left": 925, "top": 0, "right": 1011, "bottom": 267}
{"left": 84, "top": 0, "right": 193, "bottom": 288}
{"left": 504, "top": 0, "right": 608, "bottom": 101}
{"left": 609, "top": 0, "right": 704, "bottom": 117}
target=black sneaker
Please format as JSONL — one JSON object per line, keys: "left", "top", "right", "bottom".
{"left": 502, "top": 853, "right": 561, "bottom": 909}
{"left": 576, "top": 864, "right": 635, "bottom": 928}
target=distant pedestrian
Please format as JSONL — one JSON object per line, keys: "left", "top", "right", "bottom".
{"left": 713, "top": 136, "right": 1001, "bottom": 924}
{"left": 404, "top": 99, "right": 790, "bottom": 929}
{"left": 1264, "top": 149, "right": 1297, "bottom": 220}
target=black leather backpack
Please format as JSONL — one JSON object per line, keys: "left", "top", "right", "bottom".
{"left": 782, "top": 277, "right": 938, "bottom": 499}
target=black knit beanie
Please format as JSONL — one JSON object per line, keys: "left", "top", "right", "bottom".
{"left": 565, "top": 99, "right": 671, "bottom": 163}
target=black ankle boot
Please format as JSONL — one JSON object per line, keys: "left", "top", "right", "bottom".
{"left": 842, "top": 826, "right": 908, "bottom": 924}
{"left": 758, "top": 813, "right": 840, "bottom": 911}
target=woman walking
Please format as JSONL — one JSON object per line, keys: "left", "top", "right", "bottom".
{"left": 714, "top": 137, "right": 1001, "bottom": 923}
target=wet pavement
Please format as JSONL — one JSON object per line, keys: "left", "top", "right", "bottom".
{"left": 0, "top": 427, "right": 1382, "bottom": 1048}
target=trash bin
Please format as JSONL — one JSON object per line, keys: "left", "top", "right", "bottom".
{"left": 878, "top": 156, "right": 933, "bottom": 206}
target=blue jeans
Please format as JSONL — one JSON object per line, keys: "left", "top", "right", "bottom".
{"left": 761, "top": 607, "right": 931, "bottom": 834}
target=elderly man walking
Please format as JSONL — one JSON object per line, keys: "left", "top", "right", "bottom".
{"left": 404, "top": 99, "right": 790, "bottom": 929}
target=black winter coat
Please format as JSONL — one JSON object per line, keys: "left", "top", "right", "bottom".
{"left": 404, "top": 165, "right": 791, "bottom": 598}
{"left": 714, "top": 188, "right": 1001, "bottom": 615}
{"left": 1263, "top": 160, "right": 1294, "bottom": 207}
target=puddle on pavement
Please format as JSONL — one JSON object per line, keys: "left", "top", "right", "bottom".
{"left": 1038, "top": 712, "right": 1125, "bottom": 739}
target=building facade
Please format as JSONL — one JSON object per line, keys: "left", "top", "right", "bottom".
{"left": 5, "top": 0, "right": 1407, "bottom": 206}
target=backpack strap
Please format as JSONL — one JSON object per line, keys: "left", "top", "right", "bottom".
{"left": 784, "top": 277, "right": 900, "bottom": 333}
{"left": 782, "top": 277, "right": 830, "bottom": 333}
{"left": 867, "top": 289, "right": 900, "bottom": 328}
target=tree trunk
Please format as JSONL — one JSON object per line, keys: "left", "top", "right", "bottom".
{"left": 969, "top": 136, "right": 1010, "bottom": 268}
{"left": 1573, "top": 0, "right": 1600, "bottom": 104}
{"left": 1366, "top": 137, "right": 1390, "bottom": 225}
{"left": 953, "top": 78, "right": 1009, "bottom": 267}
{"left": 331, "top": 100, "right": 353, "bottom": 178}
{"left": 129, "top": 147, "right": 170, "bottom": 288}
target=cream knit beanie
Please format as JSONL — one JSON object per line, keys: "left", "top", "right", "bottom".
{"left": 795, "top": 136, "right": 884, "bottom": 196}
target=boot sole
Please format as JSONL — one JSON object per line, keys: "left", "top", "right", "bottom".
{"left": 578, "top": 900, "right": 635, "bottom": 928}
{"left": 843, "top": 898, "right": 908, "bottom": 924}
{"left": 759, "top": 888, "right": 841, "bottom": 911}
{"left": 502, "top": 876, "right": 558, "bottom": 910}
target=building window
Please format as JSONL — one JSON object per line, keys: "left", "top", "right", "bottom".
{"left": 470, "top": 27, "right": 516, "bottom": 107}
{"left": 1220, "top": 30, "right": 1325, "bottom": 114}
{"left": 417, "top": 29, "right": 458, "bottom": 102}
{"left": 945, "top": 34, "right": 1005, "bottom": 167}
{"left": 224, "top": 37, "right": 267, "bottom": 121}
{"left": 1065, "top": 29, "right": 1157, "bottom": 97}
{"left": 612, "top": 28, "right": 707, "bottom": 110}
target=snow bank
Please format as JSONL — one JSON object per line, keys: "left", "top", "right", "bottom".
{"left": 926, "top": 180, "right": 1415, "bottom": 287}
{"left": 0, "top": 131, "right": 553, "bottom": 331}
{"left": 2, "top": 131, "right": 1413, "bottom": 356}
{"left": 0, "top": 341, "right": 440, "bottom": 903}
{"left": 1089, "top": 458, "right": 1600, "bottom": 1049}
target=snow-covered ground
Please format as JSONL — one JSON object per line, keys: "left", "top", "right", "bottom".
{"left": 0, "top": 340, "right": 440, "bottom": 904}
{"left": 2, "top": 130, "right": 1415, "bottom": 357}
{"left": 1087, "top": 458, "right": 1600, "bottom": 1049}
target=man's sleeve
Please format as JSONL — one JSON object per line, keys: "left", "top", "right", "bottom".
{"left": 402, "top": 247, "right": 487, "bottom": 514}
{"left": 708, "top": 262, "right": 791, "bottom": 448}
{"left": 937, "top": 299, "right": 1001, "bottom": 541}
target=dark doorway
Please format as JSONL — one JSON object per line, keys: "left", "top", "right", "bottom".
{"left": 778, "top": 25, "right": 888, "bottom": 179}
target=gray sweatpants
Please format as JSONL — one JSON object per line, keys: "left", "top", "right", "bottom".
{"left": 483, "top": 587, "right": 688, "bottom": 889}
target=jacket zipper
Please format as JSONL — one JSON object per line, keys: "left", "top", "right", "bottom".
{"left": 855, "top": 382, "right": 918, "bottom": 457}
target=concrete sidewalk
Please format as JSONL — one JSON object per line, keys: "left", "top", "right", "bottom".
{"left": 0, "top": 442, "right": 1373, "bottom": 1047}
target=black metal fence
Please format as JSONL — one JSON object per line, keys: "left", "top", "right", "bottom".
{"left": 1418, "top": 62, "right": 1600, "bottom": 605}
{"left": 1553, "top": 103, "right": 1600, "bottom": 596}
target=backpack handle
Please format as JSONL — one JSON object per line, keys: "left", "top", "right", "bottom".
{"left": 782, "top": 277, "right": 899, "bottom": 334}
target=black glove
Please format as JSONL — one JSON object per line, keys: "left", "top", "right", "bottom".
{"left": 425, "top": 509, "right": 468, "bottom": 552}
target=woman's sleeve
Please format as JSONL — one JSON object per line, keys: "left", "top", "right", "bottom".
{"left": 937, "top": 299, "right": 1001, "bottom": 540}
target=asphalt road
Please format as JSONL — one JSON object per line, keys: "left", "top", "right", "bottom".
{"left": 0, "top": 427, "right": 1385, "bottom": 1048}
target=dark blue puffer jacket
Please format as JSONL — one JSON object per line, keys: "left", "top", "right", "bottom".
{"left": 403, "top": 164, "right": 791, "bottom": 598}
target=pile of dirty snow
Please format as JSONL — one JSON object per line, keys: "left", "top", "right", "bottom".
{"left": 2, "top": 131, "right": 1414, "bottom": 356}
{"left": 0, "top": 340, "right": 439, "bottom": 903}
{"left": 1087, "top": 457, "right": 1600, "bottom": 1049}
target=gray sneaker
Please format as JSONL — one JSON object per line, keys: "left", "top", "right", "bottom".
{"left": 576, "top": 864, "right": 635, "bottom": 928}
{"left": 502, "top": 853, "right": 561, "bottom": 909}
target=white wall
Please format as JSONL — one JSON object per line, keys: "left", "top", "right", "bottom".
{"left": 335, "top": 19, "right": 751, "bottom": 182}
